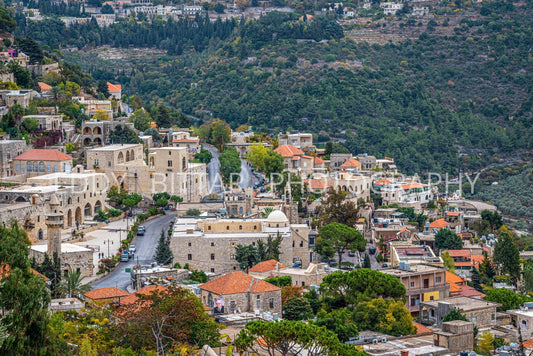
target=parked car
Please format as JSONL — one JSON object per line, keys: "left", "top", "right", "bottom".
{"left": 369, "top": 247, "right": 377, "bottom": 255}
{"left": 382, "top": 263, "right": 388, "bottom": 268}
{"left": 121, "top": 252, "right": 130, "bottom": 262}
{"left": 129, "top": 245, "right": 136, "bottom": 253}
{"left": 348, "top": 251, "right": 356, "bottom": 257}
{"left": 137, "top": 226, "right": 145, "bottom": 236}
{"left": 329, "top": 259, "right": 338, "bottom": 266}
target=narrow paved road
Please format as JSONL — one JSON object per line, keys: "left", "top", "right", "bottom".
{"left": 238, "top": 159, "right": 255, "bottom": 189}
{"left": 90, "top": 212, "right": 177, "bottom": 291}
{"left": 204, "top": 144, "right": 222, "bottom": 193}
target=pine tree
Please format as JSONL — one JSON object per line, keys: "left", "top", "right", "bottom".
{"left": 471, "top": 267, "right": 483, "bottom": 292}
{"left": 363, "top": 253, "right": 371, "bottom": 268}
{"left": 154, "top": 229, "right": 173, "bottom": 265}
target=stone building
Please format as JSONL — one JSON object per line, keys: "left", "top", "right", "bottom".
{"left": 420, "top": 296, "right": 500, "bottom": 327}
{"left": 0, "top": 90, "right": 35, "bottom": 108}
{"left": 30, "top": 243, "right": 94, "bottom": 278}
{"left": 199, "top": 271, "right": 282, "bottom": 316}
{"left": 0, "top": 140, "right": 29, "bottom": 177}
{"left": 12, "top": 149, "right": 73, "bottom": 179}
{"left": 81, "top": 119, "right": 134, "bottom": 146}
{"left": 249, "top": 260, "right": 334, "bottom": 288}
{"left": 278, "top": 133, "right": 313, "bottom": 149}
{"left": 434, "top": 321, "right": 475, "bottom": 353}
{"left": 23, "top": 115, "right": 63, "bottom": 131}
{"left": 169, "top": 131, "right": 200, "bottom": 160}
{"left": 87, "top": 144, "right": 208, "bottom": 202}
{"left": 0, "top": 168, "right": 108, "bottom": 241}
{"left": 73, "top": 97, "right": 113, "bottom": 119}
{"left": 224, "top": 188, "right": 253, "bottom": 217}
{"left": 169, "top": 210, "right": 313, "bottom": 274}
{"left": 84, "top": 287, "right": 130, "bottom": 304}
{"left": 508, "top": 303, "right": 533, "bottom": 339}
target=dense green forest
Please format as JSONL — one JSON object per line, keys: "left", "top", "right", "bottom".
{"left": 22, "top": 1, "right": 533, "bottom": 174}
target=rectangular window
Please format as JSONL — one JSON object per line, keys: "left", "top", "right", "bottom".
{"left": 187, "top": 254, "right": 192, "bottom": 260}
{"left": 308, "top": 236, "right": 315, "bottom": 247}
{"left": 54, "top": 165, "right": 58, "bottom": 172}
{"left": 210, "top": 268, "right": 215, "bottom": 273}
{"left": 168, "top": 160, "right": 172, "bottom": 167}
{"left": 410, "top": 282, "right": 414, "bottom": 287}
{"left": 211, "top": 253, "right": 215, "bottom": 260}
{"left": 15, "top": 164, "right": 19, "bottom": 171}
{"left": 47, "top": 165, "right": 51, "bottom": 172}
{"left": 269, "top": 298, "right": 274, "bottom": 309}
{"left": 436, "top": 276, "right": 442, "bottom": 283}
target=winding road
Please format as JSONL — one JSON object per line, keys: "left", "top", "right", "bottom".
{"left": 90, "top": 212, "right": 177, "bottom": 291}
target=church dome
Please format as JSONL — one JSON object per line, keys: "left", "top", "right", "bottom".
{"left": 266, "top": 210, "right": 288, "bottom": 224}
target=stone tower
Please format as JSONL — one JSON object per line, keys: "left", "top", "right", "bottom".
{"left": 46, "top": 194, "right": 63, "bottom": 258}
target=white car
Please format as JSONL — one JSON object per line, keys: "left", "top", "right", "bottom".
{"left": 129, "top": 245, "right": 136, "bottom": 253}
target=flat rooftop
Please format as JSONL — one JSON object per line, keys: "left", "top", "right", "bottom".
{"left": 31, "top": 243, "right": 92, "bottom": 253}
{"left": 421, "top": 296, "right": 500, "bottom": 311}
{"left": 89, "top": 144, "right": 140, "bottom": 151}
{"left": 382, "top": 264, "right": 445, "bottom": 277}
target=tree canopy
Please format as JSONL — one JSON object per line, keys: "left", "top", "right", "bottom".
{"left": 493, "top": 228, "right": 521, "bottom": 282}
{"left": 315, "top": 222, "right": 365, "bottom": 266}
{"left": 435, "top": 229, "right": 463, "bottom": 251}
{"left": 353, "top": 299, "right": 416, "bottom": 337}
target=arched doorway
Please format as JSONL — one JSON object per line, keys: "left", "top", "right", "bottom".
{"left": 94, "top": 137, "right": 102, "bottom": 145}
{"left": 15, "top": 196, "right": 26, "bottom": 202}
{"left": 84, "top": 138, "right": 92, "bottom": 146}
{"left": 75, "top": 207, "right": 82, "bottom": 223}
{"left": 67, "top": 209, "right": 72, "bottom": 227}
{"left": 83, "top": 127, "right": 91, "bottom": 135}
{"left": 94, "top": 201, "right": 102, "bottom": 214}
{"left": 84, "top": 203, "right": 92, "bottom": 217}
{"left": 130, "top": 150, "right": 135, "bottom": 160}
{"left": 118, "top": 152, "right": 124, "bottom": 164}
{"left": 93, "top": 127, "right": 102, "bottom": 135}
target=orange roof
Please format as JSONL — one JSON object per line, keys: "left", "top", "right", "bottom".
{"left": 304, "top": 178, "right": 332, "bottom": 190}
{"left": 150, "top": 121, "right": 157, "bottom": 128}
{"left": 31, "top": 268, "right": 49, "bottom": 281}
{"left": 274, "top": 145, "right": 303, "bottom": 158}
{"left": 413, "top": 322, "right": 432, "bottom": 334}
{"left": 250, "top": 259, "right": 287, "bottom": 273}
{"left": 398, "top": 228, "right": 410, "bottom": 234}
{"left": 84, "top": 287, "right": 130, "bottom": 301}
{"left": 446, "top": 212, "right": 460, "bottom": 217}
{"left": 449, "top": 283, "right": 462, "bottom": 293}
{"left": 314, "top": 156, "right": 324, "bottom": 164}
{"left": 301, "top": 155, "right": 314, "bottom": 160}
{"left": 471, "top": 255, "right": 485, "bottom": 265}
{"left": 446, "top": 271, "right": 465, "bottom": 285}
{"left": 14, "top": 149, "right": 72, "bottom": 162}
{"left": 1, "top": 264, "right": 49, "bottom": 281}
{"left": 454, "top": 262, "right": 473, "bottom": 267}
{"left": 401, "top": 183, "right": 428, "bottom": 190}
{"left": 200, "top": 271, "right": 280, "bottom": 295}
{"left": 374, "top": 178, "right": 391, "bottom": 186}
{"left": 459, "top": 285, "right": 484, "bottom": 298}
{"left": 119, "top": 285, "right": 167, "bottom": 306}
{"left": 430, "top": 218, "right": 449, "bottom": 229}
{"left": 107, "top": 82, "right": 121, "bottom": 92}
{"left": 522, "top": 338, "right": 533, "bottom": 349}
{"left": 446, "top": 249, "right": 471, "bottom": 258}
{"left": 38, "top": 82, "right": 52, "bottom": 92}
{"left": 340, "top": 158, "right": 361, "bottom": 168}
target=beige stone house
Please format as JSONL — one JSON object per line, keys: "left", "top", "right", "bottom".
{"left": 81, "top": 119, "right": 134, "bottom": 146}
{"left": 23, "top": 115, "right": 63, "bottom": 131}
{"left": 249, "top": 259, "right": 333, "bottom": 289}
{"left": 170, "top": 210, "right": 313, "bottom": 274}
{"left": 0, "top": 140, "right": 28, "bottom": 177}
{"left": 419, "top": 296, "right": 500, "bottom": 327}
{"left": 169, "top": 131, "right": 200, "bottom": 160}
{"left": 199, "top": 271, "right": 282, "bottom": 316}
{"left": 87, "top": 144, "right": 207, "bottom": 202}
{"left": 30, "top": 243, "right": 94, "bottom": 278}
{"left": 12, "top": 149, "right": 73, "bottom": 179}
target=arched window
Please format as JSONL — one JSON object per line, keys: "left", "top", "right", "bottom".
{"left": 131, "top": 150, "right": 135, "bottom": 160}
{"left": 182, "top": 157, "right": 186, "bottom": 171}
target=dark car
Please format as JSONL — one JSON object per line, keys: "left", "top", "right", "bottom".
{"left": 348, "top": 251, "right": 356, "bottom": 257}
{"left": 137, "top": 226, "right": 145, "bottom": 236}
{"left": 369, "top": 247, "right": 377, "bottom": 255}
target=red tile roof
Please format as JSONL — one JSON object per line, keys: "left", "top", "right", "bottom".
{"left": 119, "top": 285, "right": 167, "bottom": 306}
{"left": 458, "top": 285, "right": 484, "bottom": 298}
{"left": 401, "top": 183, "right": 428, "bottom": 190}
{"left": 454, "top": 262, "right": 473, "bottom": 267}
{"left": 522, "top": 338, "right": 533, "bottom": 349}
{"left": 340, "top": 158, "right": 361, "bottom": 168}
{"left": 200, "top": 271, "right": 280, "bottom": 295}
{"left": 14, "top": 149, "right": 72, "bottom": 162}
{"left": 250, "top": 259, "right": 287, "bottom": 273}
{"left": 446, "top": 249, "right": 471, "bottom": 258}
{"left": 38, "top": 82, "right": 52, "bottom": 92}
{"left": 446, "top": 271, "right": 465, "bottom": 285}
{"left": 107, "top": 82, "right": 121, "bottom": 92}
{"left": 413, "top": 322, "right": 433, "bottom": 334}
{"left": 374, "top": 178, "right": 391, "bottom": 186}
{"left": 314, "top": 156, "right": 324, "bottom": 164}
{"left": 446, "top": 212, "right": 460, "bottom": 217}
{"left": 1, "top": 264, "right": 49, "bottom": 281}
{"left": 430, "top": 218, "right": 450, "bottom": 229}
{"left": 84, "top": 287, "right": 130, "bottom": 301}
{"left": 304, "top": 179, "right": 332, "bottom": 190}
{"left": 274, "top": 145, "right": 303, "bottom": 158}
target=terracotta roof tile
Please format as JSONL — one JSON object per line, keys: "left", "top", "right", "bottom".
{"left": 304, "top": 179, "right": 332, "bottom": 190}
{"left": 119, "top": 285, "right": 167, "bottom": 306}
{"left": 340, "top": 158, "right": 361, "bottom": 168}
{"left": 458, "top": 285, "right": 484, "bottom": 298}
{"left": 314, "top": 156, "right": 324, "bottom": 164}
{"left": 446, "top": 212, "right": 460, "bottom": 217}
{"left": 430, "top": 218, "right": 449, "bottom": 229}
{"left": 449, "top": 283, "right": 462, "bottom": 293}
{"left": 522, "top": 338, "right": 533, "bottom": 349}
{"left": 374, "top": 178, "right": 391, "bottom": 186}
{"left": 84, "top": 287, "right": 130, "bottom": 301}
{"left": 274, "top": 145, "right": 303, "bottom": 158}
{"left": 454, "top": 262, "right": 473, "bottom": 267}
{"left": 401, "top": 183, "right": 428, "bottom": 190}
{"left": 199, "top": 271, "right": 280, "bottom": 295}
{"left": 413, "top": 322, "right": 433, "bottom": 334}
{"left": 107, "top": 82, "right": 121, "bottom": 92}
{"left": 250, "top": 259, "right": 287, "bottom": 273}
{"left": 471, "top": 255, "right": 485, "bottom": 265}
{"left": 14, "top": 149, "right": 72, "bottom": 162}
{"left": 446, "top": 250, "right": 471, "bottom": 258}
{"left": 446, "top": 271, "right": 465, "bottom": 285}
{"left": 38, "top": 82, "right": 52, "bottom": 92}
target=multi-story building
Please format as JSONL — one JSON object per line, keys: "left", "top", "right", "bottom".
{"left": 169, "top": 131, "right": 200, "bottom": 160}
{"left": 382, "top": 264, "right": 449, "bottom": 315}
{"left": 73, "top": 97, "right": 113, "bottom": 119}
{"left": 278, "top": 133, "right": 313, "bottom": 149}
{"left": 0, "top": 90, "right": 34, "bottom": 108}
{"left": 389, "top": 241, "right": 443, "bottom": 268}
{"left": 380, "top": 181, "right": 431, "bottom": 206}
{"left": 169, "top": 210, "right": 313, "bottom": 274}
{"left": 81, "top": 119, "right": 134, "bottom": 146}
{"left": 23, "top": 115, "right": 63, "bottom": 131}
{"left": 0, "top": 140, "right": 29, "bottom": 178}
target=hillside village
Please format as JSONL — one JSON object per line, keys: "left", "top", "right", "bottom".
{"left": 0, "top": 1, "right": 532, "bottom": 355}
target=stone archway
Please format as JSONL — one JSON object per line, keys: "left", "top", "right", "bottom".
{"left": 84, "top": 138, "right": 92, "bottom": 146}
{"left": 93, "top": 127, "right": 102, "bottom": 135}
{"left": 130, "top": 150, "right": 135, "bottom": 161}
{"left": 83, "top": 127, "right": 92, "bottom": 135}
{"left": 75, "top": 207, "right": 82, "bottom": 223}
{"left": 126, "top": 151, "right": 130, "bottom": 162}
{"left": 94, "top": 137, "right": 102, "bottom": 145}
{"left": 94, "top": 201, "right": 102, "bottom": 214}
{"left": 84, "top": 203, "right": 92, "bottom": 217}
{"left": 67, "top": 209, "right": 72, "bottom": 227}
{"left": 118, "top": 152, "right": 124, "bottom": 164}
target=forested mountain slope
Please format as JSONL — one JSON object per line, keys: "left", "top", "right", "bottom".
{"left": 24, "top": 1, "right": 532, "bottom": 174}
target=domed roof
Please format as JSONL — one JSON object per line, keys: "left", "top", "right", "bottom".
{"left": 266, "top": 210, "right": 288, "bottom": 223}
